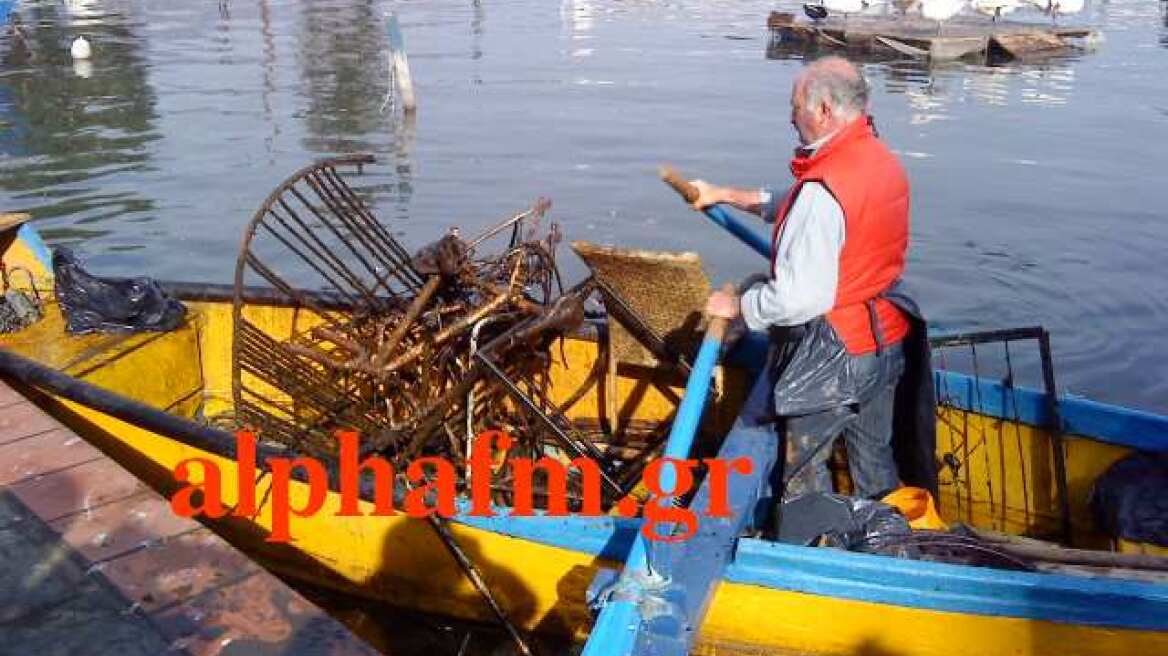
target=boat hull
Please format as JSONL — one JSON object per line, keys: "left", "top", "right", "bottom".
{"left": 2, "top": 230, "right": 1167, "bottom": 654}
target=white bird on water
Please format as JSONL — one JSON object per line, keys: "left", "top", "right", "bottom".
{"left": 972, "top": 0, "right": 1019, "bottom": 21}
{"left": 70, "top": 35, "right": 92, "bottom": 60}
{"left": 1033, "top": 0, "right": 1085, "bottom": 23}
{"left": 824, "top": 0, "right": 867, "bottom": 14}
{"left": 920, "top": 0, "right": 967, "bottom": 34}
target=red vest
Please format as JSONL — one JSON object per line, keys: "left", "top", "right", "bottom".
{"left": 772, "top": 116, "right": 911, "bottom": 355}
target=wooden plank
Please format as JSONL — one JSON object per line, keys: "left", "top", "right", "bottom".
{"left": 94, "top": 529, "right": 262, "bottom": 613}
{"left": 767, "top": 14, "right": 1095, "bottom": 60}
{"left": 875, "top": 35, "right": 929, "bottom": 57}
{"left": 47, "top": 491, "right": 204, "bottom": 563}
{"left": 7, "top": 457, "right": 147, "bottom": 524}
{"left": 930, "top": 36, "right": 988, "bottom": 61}
{"left": 0, "top": 212, "right": 30, "bottom": 234}
{"left": 993, "top": 31, "right": 1071, "bottom": 58}
{"left": 0, "top": 490, "right": 173, "bottom": 656}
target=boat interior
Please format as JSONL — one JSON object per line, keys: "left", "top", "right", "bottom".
{"left": 2, "top": 275, "right": 1165, "bottom": 569}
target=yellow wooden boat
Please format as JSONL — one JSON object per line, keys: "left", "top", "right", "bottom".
{"left": 2, "top": 214, "right": 1167, "bottom": 655}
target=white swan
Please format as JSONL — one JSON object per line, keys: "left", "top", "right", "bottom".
{"left": 921, "top": 0, "right": 967, "bottom": 33}
{"left": 1051, "top": 0, "right": 1085, "bottom": 19}
{"left": 824, "top": 0, "right": 867, "bottom": 13}
{"left": 70, "top": 35, "right": 92, "bottom": 60}
{"left": 1023, "top": 0, "right": 1084, "bottom": 22}
{"left": 972, "top": 0, "right": 1019, "bottom": 21}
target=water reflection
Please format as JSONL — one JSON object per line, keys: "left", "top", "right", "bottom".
{"left": 298, "top": 0, "right": 385, "bottom": 154}
{"left": 259, "top": 0, "right": 278, "bottom": 162}
{"left": 297, "top": 0, "right": 411, "bottom": 217}
{"left": 563, "top": 0, "right": 596, "bottom": 61}
{"left": 563, "top": 0, "right": 596, "bottom": 37}
{"left": 1162, "top": 0, "right": 1168, "bottom": 49}
{"left": 0, "top": 0, "right": 158, "bottom": 244}
{"left": 62, "top": 0, "right": 104, "bottom": 27}
{"left": 471, "top": 0, "right": 484, "bottom": 62}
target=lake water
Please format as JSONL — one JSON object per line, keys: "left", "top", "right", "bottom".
{"left": 1, "top": 0, "right": 1166, "bottom": 415}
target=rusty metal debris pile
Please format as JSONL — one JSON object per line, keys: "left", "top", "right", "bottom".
{"left": 231, "top": 155, "right": 631, "bottom": 506}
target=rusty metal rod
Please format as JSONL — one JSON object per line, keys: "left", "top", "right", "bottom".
{"left": 373, "top": 275, "right": 442, "bottom": 368}
{"left": 467, "top": 198, "right": 552, "bottom": 251}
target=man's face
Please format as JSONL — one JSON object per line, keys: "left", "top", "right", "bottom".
{"left": 790, "top": 79, "right": 830, "bottom": 147}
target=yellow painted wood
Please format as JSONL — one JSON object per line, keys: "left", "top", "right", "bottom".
{"left": 1118, "top": 540, "right": 1168, "bottom": 558}
{"left": 935, "top": 407, "right": 1131, "bottom": 544}
{"left": 0, "top": 302, "right": 203, "bottom": 416}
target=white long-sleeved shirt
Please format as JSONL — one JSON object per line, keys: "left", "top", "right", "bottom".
{"left": 739, "top": 182, "right": 845, "bottom": 331}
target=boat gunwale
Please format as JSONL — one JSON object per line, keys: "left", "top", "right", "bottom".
{"left": 455, "top": 511, "right": 1168, "bottom": 631}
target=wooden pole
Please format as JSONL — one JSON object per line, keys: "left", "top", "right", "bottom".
{"left": 659, "top": 165, "right": 772, "bottom": 258}
{"left": 385, "top": 12, "right": 417, "bottom": 114}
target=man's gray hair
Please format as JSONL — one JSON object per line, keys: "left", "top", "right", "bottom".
{"left": 799, "top": 57, "right": 869, "bottom": 117}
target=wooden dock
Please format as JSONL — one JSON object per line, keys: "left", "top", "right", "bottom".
{"left": 767, "top": 12, "right": 1097, "bottom": 61}
{"left": 0, "top": 379, "right": 379, "bottom": 656}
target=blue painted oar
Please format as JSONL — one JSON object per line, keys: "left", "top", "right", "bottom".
{"left": 659, "top": 166, "right": 772, "bottom": 259}
{"left": 582, "top": 301, "right": 731, "bottom": 656}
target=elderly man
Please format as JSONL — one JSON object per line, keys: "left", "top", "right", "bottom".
{"left": 691, "top": 57, "right": 931, "bottom": 516}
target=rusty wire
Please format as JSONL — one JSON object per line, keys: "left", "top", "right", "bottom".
{"left": 229, "top": 156, "right": 610, "bottom": 505}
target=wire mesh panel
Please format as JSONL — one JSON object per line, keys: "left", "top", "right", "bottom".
{"left": 930, "top": 327, "right": 1073, "bottom": 544}
{"left": 231, "top": 155, "right": 431, "bottom": 456}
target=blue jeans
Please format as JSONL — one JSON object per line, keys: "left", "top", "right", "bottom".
{"left": 782, "top": 342, "right": 904, "bottom": 500}
{"left": 734, "top": 342, "right": 906, "bottom": 530}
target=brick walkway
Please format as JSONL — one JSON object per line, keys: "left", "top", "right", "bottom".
{"left": 0, "top": 379, "right": 379, "bottom": 656}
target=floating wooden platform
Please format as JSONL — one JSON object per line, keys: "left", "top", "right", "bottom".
{"left": 767, "top": 12, "right": 1097, "bottom": 61}
{"left": 0, "top": 379, "right": 378, "bottom": 656}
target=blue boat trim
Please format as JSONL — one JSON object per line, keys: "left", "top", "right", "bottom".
{"left": 16, "top": 223, "right": 52, "bottom": 273}
{"left": 935, "top": 370, "right": 1168, "bottom": 452}
{"left": 726, "top": 332, "right": 1168, "bottom": 451}
{"left": 454, "top": 511, "right": 1168, "bottom": 631}
{"left": 626, "top": 395, "right": 776, "bottom": 655}
{"left": 728, "top": 538, "right": 1168, "bottom": 631}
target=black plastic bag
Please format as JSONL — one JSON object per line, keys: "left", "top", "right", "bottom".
{"left": 765, "top": 280, "right": 939, "bottom": 496}
{"left": 1091, "top": 451, "right": 1168, "bottom": 547}
{"left": 776, "top": 492, "right": 912, "bottom": 552}
{"left": 53, "top": 248, "right": 186, "bottom": 334}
